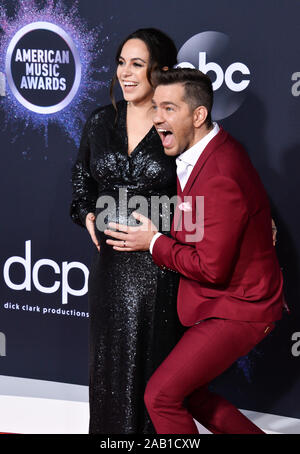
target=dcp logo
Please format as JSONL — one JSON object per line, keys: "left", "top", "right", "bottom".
{"left": 177, "top": 31, "right": 251, "bottom": 120}
{"left": 3, "top": 240, "right": 88, "bottom": 305}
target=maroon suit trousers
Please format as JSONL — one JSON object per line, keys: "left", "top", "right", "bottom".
{"left": 144, "top": 317, "right": 274, "bottom": 434}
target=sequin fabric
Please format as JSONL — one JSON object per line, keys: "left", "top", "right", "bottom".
{"left": 70, "top": 100, "right": 184, "bottom": 434}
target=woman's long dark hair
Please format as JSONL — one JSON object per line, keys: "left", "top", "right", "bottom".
{"left": 110, "top": 28, "right": 178, "bottom": 112}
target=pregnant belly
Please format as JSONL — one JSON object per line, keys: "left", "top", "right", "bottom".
{"left": 94, "top": 204, "right": 141, "bottom": 245}
{"left": 94, "top": 191, "right": 174, "bottom": 246}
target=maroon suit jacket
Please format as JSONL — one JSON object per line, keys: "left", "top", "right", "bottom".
{"left": 152, "top": 127, "right": 284, "bottom": 326}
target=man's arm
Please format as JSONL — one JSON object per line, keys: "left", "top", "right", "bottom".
{"left": 152, "top": 176, "right": 248, "bottom": 285}
{"left": 149, "top": 232, "right": 162, "bottom": 254}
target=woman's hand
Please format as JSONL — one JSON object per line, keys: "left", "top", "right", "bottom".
{"left": 86, "top": 213, "right": 100, "bottom": 252}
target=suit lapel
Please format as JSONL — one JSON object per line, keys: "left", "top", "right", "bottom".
{"left": 171, "top": 127, "right": 227, "bottom": 237}
{"left": 181, "top": 127, "right": 228, "bottom": 197}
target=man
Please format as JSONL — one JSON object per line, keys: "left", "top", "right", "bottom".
{"left": 105, "top": 68, "right": 285, "bottom": 434}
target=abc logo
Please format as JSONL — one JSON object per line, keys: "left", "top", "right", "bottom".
{"left": 177, "top": 31, "right": 251, "bottom": 120}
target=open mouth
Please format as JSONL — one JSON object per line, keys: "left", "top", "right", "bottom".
{"left": 157, "top": 128, "right": 174, "bottom": 148}
{"left": 123, "top": 81, "right": 138, "bottom": 88}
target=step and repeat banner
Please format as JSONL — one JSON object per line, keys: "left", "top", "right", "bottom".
{"left": 0, "top": 0, "right": 299, "bottom": 431}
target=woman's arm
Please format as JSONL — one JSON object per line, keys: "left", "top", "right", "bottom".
{"left": 70, "top": 116, "right": 100, "bottom": 251}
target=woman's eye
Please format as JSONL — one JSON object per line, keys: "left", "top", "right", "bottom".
{"left": 118, "top": 60, "right": 124, "bottom": 66}
{"left": 133, "top": 62, "right": 143, "bottom": 67}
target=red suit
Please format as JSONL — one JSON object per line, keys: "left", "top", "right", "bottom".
{"left": 144, "top": 127, "right": 285, "bottom": 434}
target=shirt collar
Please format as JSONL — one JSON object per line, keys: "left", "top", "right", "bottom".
{"left": 176, "top": 122, "right": 220, "bottom": 167}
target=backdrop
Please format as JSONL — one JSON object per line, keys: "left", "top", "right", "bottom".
{"left": 0, "top": 0, "right": 299, "bottom": 431}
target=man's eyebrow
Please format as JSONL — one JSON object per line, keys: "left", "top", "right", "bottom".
{"left": 160, "top": 101, "right": 178, "bottom": 106}
{"left": 151, "top": 100, "right": 179, "bottom": 107}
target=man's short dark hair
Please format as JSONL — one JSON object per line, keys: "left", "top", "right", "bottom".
{"left": 152, "top": 68, "right": 213, "bottom": 128}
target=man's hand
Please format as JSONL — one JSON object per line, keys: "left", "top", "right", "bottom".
{"left": 104, "top": 212, "right": 158, "bottom": 251}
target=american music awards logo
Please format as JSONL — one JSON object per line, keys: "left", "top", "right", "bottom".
{"left": 6, "top": 21, "right": 81, "bottom": 114}
{"left": 0, "top": 0, "right": 110, "bottom": 144}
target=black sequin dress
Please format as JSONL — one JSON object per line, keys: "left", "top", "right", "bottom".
{"left": 70, "top": 100, "right": 183, "bottom": 434}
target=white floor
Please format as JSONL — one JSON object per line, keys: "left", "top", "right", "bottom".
{"left": 0, "top": 375, "right": 299, "bottom": 434}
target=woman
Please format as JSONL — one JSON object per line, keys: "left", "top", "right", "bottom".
{"left": 70, "top": 28, "right": 183, "bottom": 434}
